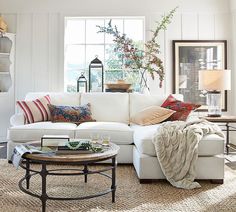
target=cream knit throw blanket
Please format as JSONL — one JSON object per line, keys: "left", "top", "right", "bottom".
{"left": 152, "top": 119, "right": 224, "bottom": 189}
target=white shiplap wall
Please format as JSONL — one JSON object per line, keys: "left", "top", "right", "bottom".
{"left": 0, "top": 0, "right": 231, "bottom": 140}
{"left": 2, "top": 11, "right": 231, "bottom": 100}
{"left": 9, "top": 12, "right": 232, "bottom": 98}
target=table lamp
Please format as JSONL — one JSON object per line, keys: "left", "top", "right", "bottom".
{"left": 198, "top": 69, "right": 231, "bottom": 117}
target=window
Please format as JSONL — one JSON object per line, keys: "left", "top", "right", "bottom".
{"left": 64, "top": 17, "right": 145, "bottom": 92}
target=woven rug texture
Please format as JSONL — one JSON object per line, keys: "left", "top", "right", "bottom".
{"left": 0, "top": 160, "right": 236, "bottom": 212}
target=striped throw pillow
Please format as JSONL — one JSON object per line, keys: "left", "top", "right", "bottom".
{"left": 17, "top": 95, "right": 51, "bottom": 124}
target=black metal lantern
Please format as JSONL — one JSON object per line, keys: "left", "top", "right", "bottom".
{"left": 77, "top": 72, "right": 87, "bottom": 93}
{"left": 89, "top": 56, "right": 104, "bottom": 92}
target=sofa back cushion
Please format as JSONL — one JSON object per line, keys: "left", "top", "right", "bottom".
{"left": 80, "top": 93, "right": 129, "bottom": 123}
{"left": 129, "top": 93, "right": 183, "bottom": 118}
{"left": 25, "top": 92, "right": 81, "bottom": 106}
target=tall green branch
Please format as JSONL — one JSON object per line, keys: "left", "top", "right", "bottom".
{"left": 97, "top": 7, "right": 177, "bottom": 88}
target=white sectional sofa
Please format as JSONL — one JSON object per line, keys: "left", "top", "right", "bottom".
{"left": 7, "top": 92, "right": 225, "bottom": 183}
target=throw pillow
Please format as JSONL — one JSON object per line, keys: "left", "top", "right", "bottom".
{"left": 17, "top": 95, "right": 51, "bottom": 124}
{"left": 130, "top": 106, "right": 175, "bottom": 126}
{"left": 161, "top": 95, "right": 201, "bottom": 121}
{"left": 48, "top": 103, "right": 95, "bottom": 124}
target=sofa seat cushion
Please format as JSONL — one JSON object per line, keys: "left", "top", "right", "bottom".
{"left": 131, "top": 124, "right": 224, "bottom": 156}
{"left": 75, "top": 122, "right": 133, "bottom": 145}
{"left": 8, "top": 122, "right": 77, "bottom": 142}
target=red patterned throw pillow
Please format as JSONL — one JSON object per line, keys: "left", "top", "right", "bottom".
{"left": 161, "top": 95, "right": 201, "bottom": 121}
{"left": 17, "top": 95, "right": 51, "bottom": 124}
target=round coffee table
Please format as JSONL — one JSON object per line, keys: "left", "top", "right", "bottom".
{"left": 19, "top": 143, "right": 120, "bottom": 212}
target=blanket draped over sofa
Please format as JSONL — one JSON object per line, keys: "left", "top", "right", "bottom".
{"left": 152, "top": 119, "right": 225, "bottom": 189}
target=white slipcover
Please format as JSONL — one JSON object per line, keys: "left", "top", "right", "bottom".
{"left": 7, "top": 92, "right": 225, "bottom": 183}
{"left": 75, "top": 122, "right": 133, "bottom": 145}
{"left": 8, "top": 122, "right": 76, "bottom": 141}
{"left": 131, "top": 124, "right": 225, "bottom": 156}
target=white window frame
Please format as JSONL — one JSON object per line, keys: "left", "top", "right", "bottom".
{"left": 64, "top": 16, "right": 145, "bottom": 92}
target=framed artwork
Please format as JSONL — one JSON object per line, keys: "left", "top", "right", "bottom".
{"left": 173, "top": 40, "right": 227, "bottom": 111}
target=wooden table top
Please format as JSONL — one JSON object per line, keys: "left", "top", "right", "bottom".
{"left": 23, "top": 143, "right": 120, "bottom": 163}
{"left": 201, "top": 116, "right": 236, "bottom": 123}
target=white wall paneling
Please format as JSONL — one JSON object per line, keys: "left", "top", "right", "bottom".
{"left": 214, "top": 13, "right": 230, "bottom": 40}
{"left": 146, "top": 13, "right": 166, "bottom": 95}
{"left": 181, "top": 13, "right": 199, "bottom": 40}
{"left": 32, "top": 14, "right": 49, "bottom": 92}
{"left": 198, "top": 14, "right": 215, "bottom": 40}
{"left": 4, "top": 11, "right": 232, "bottom": 100}
{"left": 15, "top": 14, "right": 33, "bottom": 101}
{"left": 165, "top": 13, "right": 182, "bottom": 94}
{"left": 48, "top": 13, "right": 60, "bottom": 92}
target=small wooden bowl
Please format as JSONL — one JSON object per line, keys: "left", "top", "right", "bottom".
{"left": 105, "top": 83, "right": 132, "bottom": 90}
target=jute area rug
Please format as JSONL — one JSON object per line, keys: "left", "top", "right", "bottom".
{"left": 0, "top": 160, "right": 236, "bottom": 212}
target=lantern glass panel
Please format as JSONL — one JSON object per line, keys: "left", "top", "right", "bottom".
{"left": 86, "top": 20, "right": 104, "bottom": 43}
{"left": 90, "top": 67, "right": 103, "bottom": 92}
{"left": 78, "top": 81, "right": 87, "bottom": 93}
{"left": 77, "top": 73, "right": 87, "bottom": 93}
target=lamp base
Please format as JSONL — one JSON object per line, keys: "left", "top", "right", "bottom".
{"left": 207, "top": 91, "right": 222, "bottom": 117}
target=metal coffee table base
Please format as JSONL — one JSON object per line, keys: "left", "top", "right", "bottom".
{"left": 19, "top": 157, "right": 117, "bottom": 212}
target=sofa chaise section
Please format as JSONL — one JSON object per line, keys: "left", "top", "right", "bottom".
{"left": 131, "top": 124, "right": 225, "bottom": 182}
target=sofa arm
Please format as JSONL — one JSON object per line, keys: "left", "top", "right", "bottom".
{"left": 10, "top": 113, "right": 25, "bottom": 126}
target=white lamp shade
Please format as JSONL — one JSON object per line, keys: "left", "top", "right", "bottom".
{"left": 198, "top": 70, "right": 231, "bottom": 91}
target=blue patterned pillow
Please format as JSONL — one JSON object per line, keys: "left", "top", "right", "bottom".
{"left": 48, "top": 103, "right": 95, "bottom": 124}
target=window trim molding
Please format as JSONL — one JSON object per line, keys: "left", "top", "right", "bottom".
{"left": 64, "top": 16, "right": 145, "bottom": 92}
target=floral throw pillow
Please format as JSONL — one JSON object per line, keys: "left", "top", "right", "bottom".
{"left": 48, "top": 103, "right": 95, "bottom": 124}
{"left": 161, "top": 95, "right": 201, "bottom": 121}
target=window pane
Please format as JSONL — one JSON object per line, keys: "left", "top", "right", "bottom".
{"left": 86, "top": 20, "right": 104, "bottom": 44}
{"left": 65, "top": 19, "right": 85, "bottom": 44}
{"left": 64, "top": 17, "right": 144, "bottom": 93}
{"left": 65, "top": 70, "right": 80, "bottom": 92}
{"left": 124, "top": 19, "right": 143, "bottom": 41}
{"left": 105, "top": 19, "right": 123, "bottom": 44}
{"left": 124, "top": 70, "right": 141, "bottom": 92}
{"left": 65, "top": 45, "right": 85, "bottom": 70}
{"left": 105, "top": 70, "right": 123, "bottom": 83}
{"left": 105, "top": 44, "right": 123, "bottom": 69}
{"left": 86, "top": 45, "right": 104, "bottom": 67}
